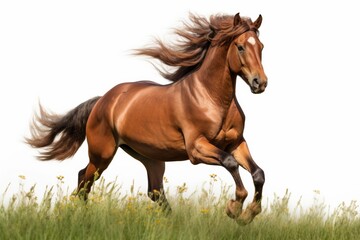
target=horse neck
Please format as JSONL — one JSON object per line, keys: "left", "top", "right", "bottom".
{"left": 191, "top": 45, "right": 236, "bottom": 108}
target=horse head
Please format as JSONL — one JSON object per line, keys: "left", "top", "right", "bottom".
{"left": 227, "top": 13, "right": 267, "bottom": 94}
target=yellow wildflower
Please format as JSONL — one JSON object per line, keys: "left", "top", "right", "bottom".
{"left": 209, "top": 173, "right": 218, "bottom": 181}
{"left": 200, "top": 208, "right": 210, "bottom": 214}
{"left": 18, "top": 175, "right": 26, "bottom": 180}
{"left": 163, "top": 176, "right": 169, "bottom": 183}
{"left": 57, "top": 175, "right": 64, "bottom": 181}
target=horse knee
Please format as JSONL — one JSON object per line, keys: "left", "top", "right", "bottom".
{"left": 252, "top": 168, "right": 265, "bottom": 187}
{"left": 222, "top": 155, "right": 239, "bottom": 171}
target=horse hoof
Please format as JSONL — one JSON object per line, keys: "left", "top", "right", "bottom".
{"left": 236, "top": 214, "right": 253, "bottom": 225}
{"left": 236, "top": 203, "right": 262, "bottom": 225}
{"left": 226, "top": 199, "right": 242, "bottom": 219}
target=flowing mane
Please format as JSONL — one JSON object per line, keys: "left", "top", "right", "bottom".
{"left": 134, "top": 13, "right": 260, "bottom": 82}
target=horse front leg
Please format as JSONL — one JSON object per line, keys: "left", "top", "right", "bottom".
{"left": 142, "top": 159, "right": 171, "bottom": 213}
{"left": 187, "top": 137, "right": 249, "bottom": 222}
{"left": 231, "top": 138, "right": 265, "bottom": 224}
{"left": 121, "top": 145, "right": 171, "bottom": 213}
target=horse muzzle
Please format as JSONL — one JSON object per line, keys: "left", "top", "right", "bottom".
{"left": 250, "top": 77, "right": 267, "bottom": 94}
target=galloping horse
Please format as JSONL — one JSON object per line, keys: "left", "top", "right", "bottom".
{"left": 26, "top": 12, "right": 267, "bottom": 224}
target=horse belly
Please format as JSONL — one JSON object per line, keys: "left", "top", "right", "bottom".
{"left": 119, "top": 127, "right": 188, "bottom": 161}
{"left": 121, "top": 141, "right": 188, "bottom": 161}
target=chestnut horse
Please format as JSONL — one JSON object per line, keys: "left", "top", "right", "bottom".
{"left": 26, "top": 13, "right": 267, "bottom": 224}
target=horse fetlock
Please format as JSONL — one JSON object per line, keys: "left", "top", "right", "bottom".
{"left": 148, "top": 190, "right": 161, "bottom": 201}
{"left": 236, "top": 189, "right": 248, "bottom": 201}
{"left": 148, "top": 190, "right": 172, "bottom": 214}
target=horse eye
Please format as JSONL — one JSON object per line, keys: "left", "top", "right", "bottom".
{"left": 237, "top": 45, "right": 245, "bottom": 53}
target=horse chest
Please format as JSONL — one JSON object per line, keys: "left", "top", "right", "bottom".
{"left": 211, "top": 127, "right": 241, "bottom": 149}
{"left": 211, "top": 105, "right": 245, "bottom": 148}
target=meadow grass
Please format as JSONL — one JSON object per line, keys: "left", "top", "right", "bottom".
{"left": 1, "top": 176, "right": 359, "bottom": 240}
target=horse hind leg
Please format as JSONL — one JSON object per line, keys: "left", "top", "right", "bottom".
{"left": 77, "top": 165, "right": 87, "bottom": 196}
{"left": 77, "top": 162, "right": 98, "bottom": 200}
{"left": 77, "top": 125, "right": 118, "bottom": 200}
{"left": 77, "top": 150, "right": 117, "bottom": 200}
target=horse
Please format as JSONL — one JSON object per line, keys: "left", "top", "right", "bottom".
{"left": 26, "top": 12, "right": 267, "bottom": 224}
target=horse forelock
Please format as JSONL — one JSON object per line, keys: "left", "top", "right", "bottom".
{"left": 208, "top": 15, "right": 257, "bottom": 46}
{"left": 134, "top": 13, "right": 259, "bottom": 82}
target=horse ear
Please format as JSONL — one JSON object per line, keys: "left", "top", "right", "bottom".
{"left": 253, "top": 14, "right": 262, "bottom": 29}
{"left": 233, "top": 13, "right": 242, "bottom": 26}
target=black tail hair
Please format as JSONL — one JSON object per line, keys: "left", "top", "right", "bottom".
{"left": 25, "top": 96, "right": 101, "bottom": 160}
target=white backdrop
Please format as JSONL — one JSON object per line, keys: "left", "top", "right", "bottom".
{"left": 1, "top": 1, "right": 359, "bottom": 209}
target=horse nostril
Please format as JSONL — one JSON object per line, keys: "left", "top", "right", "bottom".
{"left": 252, "top": 78, "right": 260, "bottom": 88}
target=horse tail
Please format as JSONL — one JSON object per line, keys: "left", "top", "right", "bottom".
{"left": 25, "top": 96, "right": 101, "bottom": 161}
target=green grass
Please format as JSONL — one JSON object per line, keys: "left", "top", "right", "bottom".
{"left": 1, "top": 176, "right": 359, "bottom": 240}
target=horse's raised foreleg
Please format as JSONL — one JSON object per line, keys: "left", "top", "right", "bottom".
{"left": 187, "top": 137, "right": 248, "bottom": 221}
{"left": 231, "top": 139, "right": 265, "bottom": 224}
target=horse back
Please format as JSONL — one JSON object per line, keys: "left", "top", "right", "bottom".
{"left": 88, "top": 81, "right": 188, "bottom": 161}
